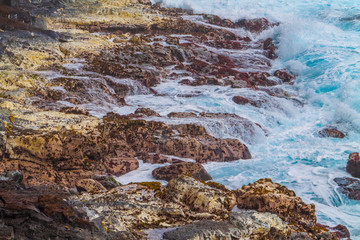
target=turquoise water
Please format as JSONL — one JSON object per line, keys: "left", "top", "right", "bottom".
{"left": 130, "top": 0, "right": 360, "bottom": 237}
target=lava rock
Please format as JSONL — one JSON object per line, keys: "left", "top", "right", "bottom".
{"left": 152, "top": 162, "right": 212, "bottom": 181}
{"left": 346, "top": 152, "right": 360, "bottom": 178}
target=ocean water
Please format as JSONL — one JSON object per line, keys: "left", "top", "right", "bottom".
{"left": 117, "top": 0, "right": 360, "bottom": 237}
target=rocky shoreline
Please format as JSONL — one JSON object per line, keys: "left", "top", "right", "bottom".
{"left": 0, "top": 0, "right": 355, "bottom": 239}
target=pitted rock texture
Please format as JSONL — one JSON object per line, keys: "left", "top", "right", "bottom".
{"left": 346, "top": 152, "right": 360, "bottom": 178}
{"left": 165, "top": 175, "right": 236, "bottom": 215}
{"left": 0, "top": 113, "right": 250, "bottom": 187}
{"left": 235, "top": 178, "right": 335, "bottom": 239}
{"left": 152, "top": 162, "right": 212, "bottom": 181}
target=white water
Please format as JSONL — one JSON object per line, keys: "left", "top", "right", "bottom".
{"left": 125, "top": 0, "right": 360, "bottom": 238}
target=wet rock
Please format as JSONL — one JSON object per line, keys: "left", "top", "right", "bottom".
{"left": 165, "top": 175, "right": 236, "bottom": 214}
{"left": 163, "top": 210, "right": 291, "bottom": 240}
{"left": 152, "top": 162, "right": 212, "bottom": 181}
{"left": 92, "top": 175, "right": 121, "bottom": 190}
{"left": 1, "top": 113, "right": 250, "bottom": 187}
{"left": 318, "top": 128, "right": 346, "bottom": 138}
{"left": 233, "top": 95, "right": 258, "bottom": 107}
{"left": 0, "top": 170, "right": 23, "bottom": 183}
{"left": 334, "top": 177, "right": 360, "bottom": 200}
{"left": 168, "top": 112, "right": 198, "bottom": 118}
{"left": 263, "top": 37, "right": 278, "bottom": 59}
{"left": 332, "top": 224, "right": 351, "bottom": 239}
{"left": 75, "top": 179, "right": 107, "bottom": 193}
{"left": 134, "top": 107, "right": 160, "bottom": 117}
{"left": 346, "top": 152, "right": 360, "bottom": 178}
{"left": 274, "top": 70, "right": 295, "bottom": 83}
{"left": 236, "top": 18, "right": 271, "bottom": 33}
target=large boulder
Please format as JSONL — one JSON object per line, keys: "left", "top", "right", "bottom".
{"left": 346, "top": 152, "right": 360, "bottom": 178}
{"left": 165, "top": 175, "right": 236, "bottom": 214}
{"left": 152, "top": 162, "right": 212, "bottom": 181}
{"left": 236, "top": 179, "right": 316, "bottom": 232}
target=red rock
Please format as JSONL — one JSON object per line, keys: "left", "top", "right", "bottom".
{"left": 236, "top": 18, "right": 271, "bottom": 33}
{"left": 274, "top": 70, "right": 295, "bottom": 83}
{"left": 346, "top": 153, "right": 360, "bottom": 178}
{"left": 152, "top": 162, "right": 212, "bottom": 181}
{"left": 263, "top": 38, "right": 278, "bottom": 59}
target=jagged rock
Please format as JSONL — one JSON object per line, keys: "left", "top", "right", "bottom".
{"left": 236, "top": 18, "right": 272, "bottom": 33}
{"left": 263, "top": 38, "right": 278, "bottom": 59}
{"left": 134, "top": 107, "right": 160, "bottom": 117}
{"left": 0, "top": 170, "right": 23, "bottom": 183}
{"left": 163, "top": 210, "right": 291, "bottom": 240}
{"left": 165, "top": 175, "right": 236, "bottom": 214}
{"left": 346, "top": 152, "right": 360, "bottom": 178}
{"left": 60, "top": 106, "right": 90, "bottom": 115}
{"left": 152, "top": 162, "right": 212, "bottom": 181}
{"left": 76, "top": 179, "right": 107, "bottom": 193}
{"left": 318, "top": 128, "right": 346, "bottom": 138}
{"left": 233, "top": 95, "right": 258, "bottom": 107}
{"left": 274, "top": 70, "right": 295, "bottom": 83}
{"left": 168, "top": 112, "right": 198, "bottom": 118}
{"left": 1, "top": 113, "right": 250, "bottom": 187}
{"left": 0, "top": 179, "right": 111, "bottom": 240}
{"left": 334, "top": 177, "right": 360, "bottom": 200}
{"left": 236, "top": 178, "right": 330, "bottom": 238}
{"left": 92, "top": 175, "right": 121, "bottom": 190}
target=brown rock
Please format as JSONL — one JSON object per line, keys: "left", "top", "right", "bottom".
{"left": 167, "top": 112, "right": 198, "bottom": 118}
{"left": 166, "top": 175, "right": 236, "bottom": 214}
{"left": 236, "top": 18, "right": 271, "bottom": 33}
{"left": 233, "top": 96, "right": 258, "bottom": 107}
{"left": 274, "top": 70, "right": 295, "bottom": 83}
{"left": 152, "top": 162, "right": 212, "bottom": 181}
{"left": 319, "top": 128, "right": 346, "bottom": 138}
{"left": 75, "top": 179, "right": 107, "bottom": 193}
{"left": 103, "top": 157, "right": 139, "bottom": 176}
{"left": 263, "top": 38, "right": 278, "bottom": 59}
{"left": 60, "top": 106, "right": 90, "bottom": 115}
{"left": 346, "top": 152, "right": 360, "bottom": 178}
{"left": 134, "top": 108, "right": 160, "bottom": 117}
{"left": 92, "top": 175, "right": 121, "bottom": 190}
{"left": 236, "top": 178, "right": 317, "bottom": 230}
